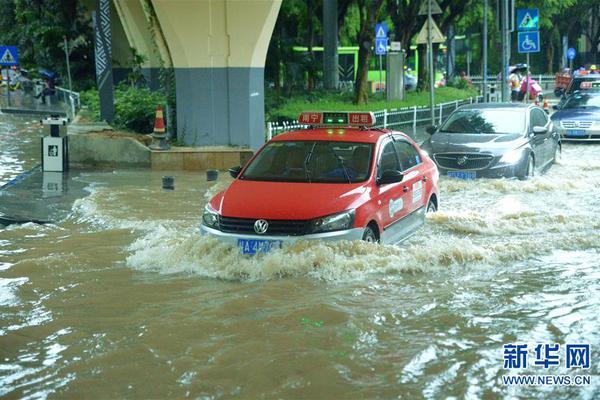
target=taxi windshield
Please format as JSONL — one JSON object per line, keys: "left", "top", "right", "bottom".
{"left": 562, "top": 93, "right": 600, "bottom": 109}
{"left": 241, "top": 141, "right": 374, "bottom": 183}
{"left": 439, "top": 109, "right": 526, "bottom": 134}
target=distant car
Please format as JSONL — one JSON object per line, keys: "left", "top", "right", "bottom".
{"left": 557, "top": 74, "right": 600, "bottom": 99}
{"left": 201, "top": 111, "right": 439, "bottom": 254}
{"left": 421, "top": 104, "right": 561, "bottom": 180}
{"left": 551, "top": 90, "right": 600, "bottom": 141}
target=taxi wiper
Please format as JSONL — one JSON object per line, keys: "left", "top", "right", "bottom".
{"left": 336, "top": 155, "right": 352, "bottom": 183}
{"left": 304, "top": 142, "right": 317, "bottom": 183}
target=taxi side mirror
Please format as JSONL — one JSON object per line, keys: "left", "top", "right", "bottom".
{"left": 228, "top": 166, "right": 242, "bottom": 178}
{"left": 377, "top": 169, "right": 404, "bottom": 185}
{"left": 532, "top": 126, "right": 548, "bottom": 135}
{"left": 426, "top": 125, "right": 438, "bottom": 135}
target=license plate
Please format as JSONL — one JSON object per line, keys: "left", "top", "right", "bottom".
{"left": 447, "top": 171, "right": 476, "bottom": 180}
{"left": 238, "top": 239, "right": 282, "bottom": 255}
{"left": 566, "top": 129, "right": 587, "bottom": 137}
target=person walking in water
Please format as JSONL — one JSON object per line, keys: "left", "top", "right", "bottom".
{"left": 35, "top": 74, "right": 56, "bottom": 104}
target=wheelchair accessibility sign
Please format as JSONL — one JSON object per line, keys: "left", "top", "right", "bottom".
{"left": 518, "top": 31, "right": 540, "bottom": 54}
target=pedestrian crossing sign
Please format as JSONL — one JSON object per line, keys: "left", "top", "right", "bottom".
{"left": 0, "top": 46, "right": 18, "bottom": 66}
{"left": 517, "top": 8, "right": 538, "bottom": 31}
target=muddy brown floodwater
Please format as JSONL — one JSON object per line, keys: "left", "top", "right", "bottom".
{"left": 1, "top": 115, "right": 599, "bottom": 399}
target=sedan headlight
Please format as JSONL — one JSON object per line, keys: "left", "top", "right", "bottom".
{"left": 202, "top": 204, "right": 219, "bottom": 228}
{"left": 499, "top": 148, "right": 525, "bottom": 165}
{"left": 308, "top": 210, "right": 355, "bottom": 234}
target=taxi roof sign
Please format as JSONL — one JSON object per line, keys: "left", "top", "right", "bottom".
{"left": 298, "top": 112, "right": 376, "bottom": 127}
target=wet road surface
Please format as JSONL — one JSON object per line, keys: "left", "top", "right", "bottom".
{"left": 1, "top": 114, "right": 599, "bottom": 399}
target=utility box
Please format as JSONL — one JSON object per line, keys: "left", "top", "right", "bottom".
{"left": 41, "top": 116, "right": 69, "bottom": 172}
{"left": 386, "top": 52, "right": 405, "bottom": 101}
{"left": 487, "top": 83, "right": 498, "bottom": 103}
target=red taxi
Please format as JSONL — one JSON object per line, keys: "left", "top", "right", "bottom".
{"left": 201, "top": 112, "right": 439, "bottom": 254}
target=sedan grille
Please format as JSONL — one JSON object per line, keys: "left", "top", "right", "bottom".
{"left": 561, "top": 120, "right": 593, "bottom": 129}
{"left": 433, "top": 153, "right": 493, "bottom": 170}
{"left": 218, "top": 216, "right": 308, "bottom": 236}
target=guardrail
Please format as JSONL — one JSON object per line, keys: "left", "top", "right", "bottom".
{"left": 470, "top": 74, "right": 556, "bottom": 90}
{"left": 54, "top": 86, "right": 80, "bottom": 119}
{"left": 266, "top": 95, "right": 483, "bottom": 140}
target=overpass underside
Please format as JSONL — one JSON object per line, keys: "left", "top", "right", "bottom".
{"left": 111, "top": 0, "right": 281, "bottom": 149}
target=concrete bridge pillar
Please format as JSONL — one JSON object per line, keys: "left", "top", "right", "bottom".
{"left": 150, "top": 0, "right": 281, "bottom": 149}
{"left": 113, "top": 0, "right": 163, "bottom": 89}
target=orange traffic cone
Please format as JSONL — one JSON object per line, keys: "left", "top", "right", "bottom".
{"left": 149, "top": 104, "right": 170, "bottom": 150}
{"left": 543, "top": 98, "right": 549, "bottom": 112}
{"left": 153, "top": 105, "right": 166, "bottom": 137}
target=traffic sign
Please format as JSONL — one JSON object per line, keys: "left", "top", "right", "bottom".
{"left": 517, "top": 31, "right": 540, "bottom": 53}
{"left": 416, "top": 19, "right": 446, "bottom": 44}
{"left": 567, "top": 47, "right": 576, "bottom": 60}
{"left": 375, "top": 23, "right": 387, "bottom": 39}
{"left": 375, "top": 38, "right": 388, "bottom": 55}
{"left": 517, "top": 8, "right": 538, "bottom": 31}
{"left": 0, "top": 46, "right": 18, "bottom": 66}
{"left": 418, "top": 0, "right": 443, "bottom": 15}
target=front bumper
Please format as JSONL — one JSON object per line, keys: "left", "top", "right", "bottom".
{"left": 556, "top": 128, "right": 600, "bottom": 141}
{"left": 200, "top": 224, "right": 365, "bottom": 245}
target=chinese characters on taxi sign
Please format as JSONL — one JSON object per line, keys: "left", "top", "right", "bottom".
{"left": 297, "top": 112, "right": 375, "bottom": 127}
{"left": 503, "top": 343, "right": 590, "bottom": 369}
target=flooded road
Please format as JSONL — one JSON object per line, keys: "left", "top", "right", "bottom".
{"left": 1, "top": 115, "right": 599, "bottom": 399}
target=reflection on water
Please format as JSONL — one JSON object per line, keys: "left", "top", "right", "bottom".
{"left": 1, "top": 115, "right": 599, "bottom": 398}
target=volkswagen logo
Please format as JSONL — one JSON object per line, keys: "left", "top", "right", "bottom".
{"left": 254, "top": 219, "right": 269, "bottom": 234}
{"left": 456, "top": 155, "right": 469, "bottom": 166}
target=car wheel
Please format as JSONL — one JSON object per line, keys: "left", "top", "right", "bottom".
{"left": 518, "top": 155, "right": 535, "bottom": 181}
{"left": 362, "top": 226, "right": 378, "bottom": 243}
{"left": 426, "top": 198, "right": 437, "bottom": 213}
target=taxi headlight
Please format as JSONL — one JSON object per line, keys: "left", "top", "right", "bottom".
{"left": 202, "top": 204, "right": 219, "bottom": 229}
{"left": 309, "top": 210, "right": 355, "bottom": 234}
{"left": 499, "top": 148, "right": 524, "bottom": 165}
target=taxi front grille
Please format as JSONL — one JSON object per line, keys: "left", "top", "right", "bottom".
{"left": 433, "top": 153, "right": 493, "bottom": 170}
{"left": 561, "top": 121, "right": 593, "bottom": 129}
{"left": 218, "top": 216, "right": 308, "bottom": 236}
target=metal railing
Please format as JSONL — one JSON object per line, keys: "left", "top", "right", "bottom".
{"left": 55, "top": 86, "right": 81, "bottom": 119}
{"left": 470, "top": 74, "right": 556, "bottom": 90}
{"left": 266, "top": 96, "right": 483, "bottom": 139}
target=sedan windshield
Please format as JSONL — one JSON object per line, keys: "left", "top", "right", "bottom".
{"left": 241, "top": 141, "right": 374, "bottom": 183}
{"left": 439, "top": 109, "right": 526, "bottom": 134}
{"left": 562, "top": 93, "right": 600, "bottom": 109}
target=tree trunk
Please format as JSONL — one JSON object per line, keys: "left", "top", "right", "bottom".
{"left": 353, "top": 0, "right": 384, "bottom": 105}
{"left": 547, "top": 37, "right": 555, "bottom": 74}
{"left": 417, "top": 45, "right": 426, "bottom": 90}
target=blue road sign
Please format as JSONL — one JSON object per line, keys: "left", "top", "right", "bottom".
{"left": 567, "top": 47, "right": 576, "bottom": 60}
{"left": 375, "top": 38, "right": 388, "bottom": 55}
{"left": 518, "top": 31, "right": 540, "bottom": 54}
{"left": 516, "top": 8, "right": 539, "bottom": 31}
{"left": 0, "top": 46, "right": 18, "bottom": 66}
{"left": 375, "top": 23, "right": 387, "bottom": 39}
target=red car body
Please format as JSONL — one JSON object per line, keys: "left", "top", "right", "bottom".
{"left": 201, "top": 121, "right": 439, "bottom": 252}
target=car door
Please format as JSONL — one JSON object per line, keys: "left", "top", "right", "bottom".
{"left": 393, "top": 136, "right": 427, "bottom": 232}
{"left": 374, "top": 139, "right": 412, "bottom": 244}
{"left": 530, "top": 108, "right": 553, "bottom": 168}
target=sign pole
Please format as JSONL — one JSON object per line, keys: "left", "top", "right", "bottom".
{"left": 379, "top": 54, "right": 382, "bottom": 95}
{"left": 428, "top": 0, "right": 435, "bottom": 125}
{"left": 483, "top": 0, "right": 488, "bottom": 102}
{"left": 526, "top": 53, "right": 530, "bottom": 103}
{"left": 63, "top": 36, "right": 73, "bottom": 93}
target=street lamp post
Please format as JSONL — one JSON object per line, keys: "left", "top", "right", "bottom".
{"left": 428, "top": 0, "right": 435, "bottom": 125}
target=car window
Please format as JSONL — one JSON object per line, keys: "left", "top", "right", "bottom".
{"left": 439, "top": 109, "right": 526, "bottom": 134}
{"left": 530, "top": 109, "right": 548, "bottom": 128}
{"left": 241, "top": 141, "right": 374, "bottom": 183}
{"left": 393, "top": 140, "right": 422, "bottom": 171}
{"left": 378, "top": 141, "right": 400, "bottom": 176}
{"left": 562, "top": 92, "right": 600, "bottom": 109}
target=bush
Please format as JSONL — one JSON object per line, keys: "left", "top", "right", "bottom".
{"left": 446, "top": 76, "right": 471, "bottom": 90}
{"left": 80, "top": 85, "right": 166, "bottom": 134}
